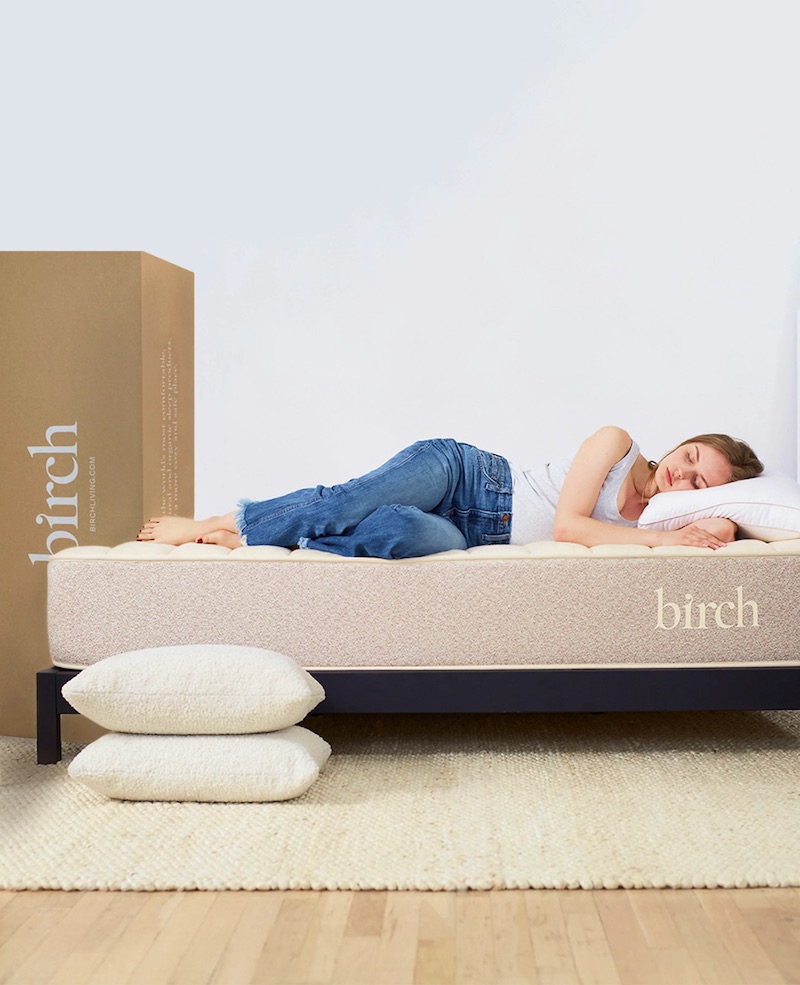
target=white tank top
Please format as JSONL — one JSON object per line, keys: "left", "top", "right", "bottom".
{"left": 508, "top": 440, "right": 640, "bottom": 545}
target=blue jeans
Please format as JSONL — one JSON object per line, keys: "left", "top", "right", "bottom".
{"left": 236, "top": 438, "right": 513, "bottom": 558}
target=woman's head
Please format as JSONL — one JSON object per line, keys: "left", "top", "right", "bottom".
{"left": 651, "top": 434, "right": 763, "bottom": 494}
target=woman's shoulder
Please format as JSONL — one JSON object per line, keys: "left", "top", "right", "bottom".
{"left": 584, "top": 425, "right": 634, "bottom": 455}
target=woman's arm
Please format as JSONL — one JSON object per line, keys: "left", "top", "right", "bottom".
{"left": 691, "top": 517, "right": 738, "bottom": 543}
{"left": 552, "top": 426, "right": 730, "bottom": 549}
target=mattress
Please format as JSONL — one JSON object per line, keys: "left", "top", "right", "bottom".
{"left": 47, "top": 540, "right": 800, "bottom": 671}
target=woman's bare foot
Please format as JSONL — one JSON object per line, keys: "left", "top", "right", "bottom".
{"left": 197, "top": 529, "right": 244, "bottom": 549}
{"left": 138, "top": 512, "right": 238, "bottom": 546}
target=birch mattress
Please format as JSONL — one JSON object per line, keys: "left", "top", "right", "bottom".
{"left": 47, "top": 539, "right": 800, "bottom": 672}
{"left": 38, "top": 537, "right": 800, "bottom": 763}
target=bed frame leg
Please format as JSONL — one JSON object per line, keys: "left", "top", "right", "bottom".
{"left": 36, "top": 669, "right": 63, "bottom": 764}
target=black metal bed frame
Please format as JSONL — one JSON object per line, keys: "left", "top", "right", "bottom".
{"left": 36, "top": 663, "right": 800, "bottom": 764}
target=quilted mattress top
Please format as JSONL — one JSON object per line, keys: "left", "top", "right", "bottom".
{"left": 49, "top": 538, "right": 800, "bottom": 563}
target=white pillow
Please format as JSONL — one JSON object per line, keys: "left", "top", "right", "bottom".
{"left": 637, "top": 474, "right": 800, "bottom": 542}
{"left": 61, "top": 645, "right": 325, "bottom": 734}
{"left": 68, "top": 728, "right": 331, "bottom": 802}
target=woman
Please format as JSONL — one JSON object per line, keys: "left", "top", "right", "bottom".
{"left": 137, "top": 426, "right": 763, "bottom": 556}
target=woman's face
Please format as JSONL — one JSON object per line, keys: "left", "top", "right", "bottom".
{"left": 654, "top": 442, "right": 733, "bottom": 494}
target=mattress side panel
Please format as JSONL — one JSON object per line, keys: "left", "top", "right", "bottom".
{"left": 47, "top": 557, "right": 800, "bottom": 669}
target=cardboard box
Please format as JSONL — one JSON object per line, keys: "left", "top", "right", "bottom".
{"left": 1, "top": 252, "right": 194, "bottom": 740}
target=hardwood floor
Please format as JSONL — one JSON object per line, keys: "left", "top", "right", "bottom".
{"left": 0, "top": 888, "right": 798, "bottom": 985}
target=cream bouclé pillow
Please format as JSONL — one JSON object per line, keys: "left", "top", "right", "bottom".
{"left": 637, "top": 474, "right": 800, "bottom": 542}
{"left": 68, "top": 728, "right": 331, "bottom": 802}
{"left": 61, "top": 645, "right": 325, "bottom": 734}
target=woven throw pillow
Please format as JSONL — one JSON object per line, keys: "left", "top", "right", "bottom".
{"left": 637, "top": 474, "right": 800, "bottom": 542}
{"left": 68, "top": 728, "right": 331, "bottom": 802}
{"left": 61, "top": 645, "right": 325, "bottom": 734}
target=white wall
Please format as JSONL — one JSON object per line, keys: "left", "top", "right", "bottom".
{"left": 4, "top": 0, "right": 799, "bottom": 516}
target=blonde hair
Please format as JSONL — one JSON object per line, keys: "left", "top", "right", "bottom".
{"left": 650, "top": 434, "right": 763, "bottom": 483}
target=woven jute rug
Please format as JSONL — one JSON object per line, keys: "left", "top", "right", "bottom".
{"left": 2, "top": 711, "right": 800, "bottom": 891}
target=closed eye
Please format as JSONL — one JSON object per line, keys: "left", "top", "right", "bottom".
{"left": 690, "top": 445, "right": 706, "bottom": 488}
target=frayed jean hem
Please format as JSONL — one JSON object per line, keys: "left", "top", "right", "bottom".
{"left": 235, "top": 498, "right": 254, "bottom": 546}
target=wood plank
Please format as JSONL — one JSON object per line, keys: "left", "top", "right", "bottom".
{"left": 418, "top": 893, "right": 456, "bottom": 941}
{"left": 652, "top": 947, "right": 705, "bottom": 985}
{"left": 125, "top": 891, "right": 217, "bottom": 985}
{"left": 625, "top": 890, "right": 705, "bottom": 984}
{"left": 559, "top": 891, "right": 621, "bottom": 985}
{"left": 454, "top": 891, "right": 495, "bottom": 985}
{"left": 330, "top": 936, "right": 381, "bottom": 985}
{"left": 168, "top": 891, "right": 250, "bottom": 985}
{"left": 0, "top": 887, "right": 799, "bottom": 985}
{"left": 416, "top": 893, "right": 456, "bottom": 985}
{"left": 730, "top": 888, "right": 800, "bottom": 917}
{"left": 6, "top": 892, "right": 77, "bottom": 910}
{"left": 524, "top": 890, "right": 580, "bottom": 985}
{"left": 303, "top": 891, "right": 354, "bottom": 985}
{"left": 7, "top": 891, "right": 112, "bottom": 985}
{"left": 416, "top": 938, "right": 456, "bottom": 985}
{"left": 626, "top": 889, "right": 682, "bottom": 949}
{"left": 0, "top": 890, "right": 76, "bottom": 951}
{"left": 208, "top": 892, "right": 283, "bottom": 985}
{"left": 490, "top": 889, "right": 539, "bottom": 984}
{"left": 0, "top": 896, "right": 52, "bottom": 952}
{"left": 0, "top": 894, "right": 75, "bottom": 982}
{"left": 696, "top": 889, "right": 786, "bottom": 985}
{"left": 345, "top": 891, "right": 388, "bottom": 937}
{"left": 730, "top": 888, "right": 800, "bottom": 984}
{"left": 373, "top": 891, "right": 420, "bottom": 985}
{"left": 756, "top": 887, "right": 800, "bottom": 946}
{"left": 48, "top": 893, "right": 150, "bottom": 985}
{"left": 593, "top": 891, "right": 663, "bottom": 985}
{"left": 250, "top": 891, "right": 320, "bottom": 985}
{"left": 85, "top": 892, "right": 183, "bottom": 985}
{"left": 660, "top": 890, "right": 745, "bottom": 985}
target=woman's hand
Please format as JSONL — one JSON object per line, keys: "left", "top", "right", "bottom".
{"left": 659, "top": 517, "right": 737, "bottom": 549}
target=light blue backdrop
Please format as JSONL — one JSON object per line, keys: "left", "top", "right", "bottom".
{"left": 3, "top": 0, "right": 799, "bottom": 515}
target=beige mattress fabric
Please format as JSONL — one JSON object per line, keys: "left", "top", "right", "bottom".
{"left": 47, "top": 540, "right": 800, "bottom": 671}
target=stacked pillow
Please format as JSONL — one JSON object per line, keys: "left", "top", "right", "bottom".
{"left": 62, "top": 645, "right": 330, "bottom": 802}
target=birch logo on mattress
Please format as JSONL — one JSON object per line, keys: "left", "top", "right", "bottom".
{"left": 655, "top": 587, "right": 759, "bottom": 630}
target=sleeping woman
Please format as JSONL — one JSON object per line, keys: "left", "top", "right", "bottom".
{"left": 137, "top": 427, "right": 764, "bottom": 558}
